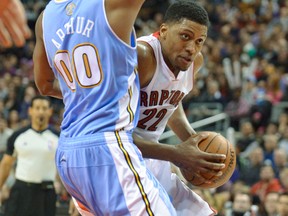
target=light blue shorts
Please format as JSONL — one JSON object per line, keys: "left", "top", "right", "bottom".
{"left": 56, "top": 131, "right": 176, "bottom": 216}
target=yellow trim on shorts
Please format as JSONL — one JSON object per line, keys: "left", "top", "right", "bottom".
{"left": 127, "top": 87, "right": 134, "bottom": 123}
{"left": 114, "top": 131, "right": 154, "bottom": 216}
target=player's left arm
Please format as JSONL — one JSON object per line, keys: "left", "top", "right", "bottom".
{"left": 167, "top": 52, "right": 204, "bottom": 141}
{"left": 33, "top": 12, "right": 63, "bottom": 99}
{"left": 167, "top": 103, "right": 196, "bottom": 141}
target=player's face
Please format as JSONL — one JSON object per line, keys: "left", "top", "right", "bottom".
{"left": 29, "top": 99, "right": 52, "bottom": 129}
{"left": 159, "top": 19, "right": 207, "bottom": 72}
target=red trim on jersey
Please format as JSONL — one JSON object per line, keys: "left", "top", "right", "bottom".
{"left": 77, "top": 200, "right": 90, "bottom": 212}
{"left": 152, "top": 31, "right": 160, "bottom": 38}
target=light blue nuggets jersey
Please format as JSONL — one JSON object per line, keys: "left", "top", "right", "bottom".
{"left": 42, "top": 0, "right": 140, "bottom": 137}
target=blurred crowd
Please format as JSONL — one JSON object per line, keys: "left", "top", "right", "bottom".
{"left": 0, "top": 0, "right": 288, "bottom": 215}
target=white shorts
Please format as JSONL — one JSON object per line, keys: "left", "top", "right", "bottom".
{"left": 145, "top": 158, "right": 217, "bottom": 216}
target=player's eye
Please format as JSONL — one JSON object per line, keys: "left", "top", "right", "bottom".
{"left": 180, "top": 34, "right": 190, "bottom": 40}
{"left": 196, "top": 39, "right": 205, "bottom": 46}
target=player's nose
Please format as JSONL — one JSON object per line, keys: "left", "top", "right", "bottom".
{"left": 185, "top": 41, "right": 196, "bottom": 54}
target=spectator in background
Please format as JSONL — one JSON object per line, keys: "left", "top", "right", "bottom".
{"left": 198, "top": 79, "right": 225, "bottom": 104}
{"left": 262, "top": 134, "right": 279, "bottom": 167}
{"left": 265, "top": 121, "right": 280, "bottom": 137}
{"left": 0, "top": 117, "right": 12, "bottom": 161}
{"left": 241, "top": 77, "right": 257, "bottom": 107}
{"left": 239, "top": 147, "right": 264, "bottom": 186}
{"left": 225, "top": 87, "right": 251, "bottom": 131}
{"left": 277, "top": 112, "right": 288, "bottom": 137}
{"left": 273, "top": 149, "right": 287, "bottom": 179}
{"left": 6, "top": 109, "right": 21, "bottom": 131}
{"left": 236, "top": 121, "right": 258, "bottom": 156}
{"left": 278, "top": 126, "right": 288, "bottom": 153}
{"left": 277, "top": 192, "right": 288, "bottom": 216}
{"left": 249, "top": 80, "right": 273, "bottom": 134}
{"left": 250, "top": 164, "right": 282, "bottom": 203}
{"left": 258, "top": 191, "right": 279, "bottom": 216}
{"left": 3, "top": 84, "right": 18, "bottom": 113}
{"left": 226, "top": 191, "right": 254, "bottom": 216}
{"left": 279, "top": 167, "right": 288, "bottom": 193}
{"left": 266, "top": 72, "right": 284, "bottom": 105}
{"left": 19, "top": 85, "right": 36, "bottom": 121}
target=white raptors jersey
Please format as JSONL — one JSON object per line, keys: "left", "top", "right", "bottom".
{"left": 134, "top": 33, "right": 194, "bottom": 142}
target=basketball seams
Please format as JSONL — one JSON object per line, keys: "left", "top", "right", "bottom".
{"left": 202, "top": 134, "right": 219, "bottom": 152}
{"left": 210, "top": 139, "right": 230, "bottom": 185}
{"left": 223, "top": 138, "right": 229, "bottom": 164}
{"left": 181, "top": 132, "right": 236, "bottom": 188}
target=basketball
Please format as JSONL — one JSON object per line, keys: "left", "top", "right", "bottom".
{"left": 180, "top": 131, "right": 236, "bottom": 188}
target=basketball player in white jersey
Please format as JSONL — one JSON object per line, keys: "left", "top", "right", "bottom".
{"left": 33, "top": 0, "right": 178, "bottom": 215}
{"left": 133, "top": 1, "right": 226, "bottom": 215}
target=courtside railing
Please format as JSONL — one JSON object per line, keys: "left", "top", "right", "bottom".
{"left": 159, "top": 113, "right": 230, "bottom": 143}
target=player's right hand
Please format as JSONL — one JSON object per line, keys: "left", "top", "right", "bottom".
{"left": 173, "top": 133, "right": 226, "bottom": 181}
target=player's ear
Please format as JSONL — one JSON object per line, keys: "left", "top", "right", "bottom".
{"left": 159, "top": 23, "right": 168, "bottom": 39}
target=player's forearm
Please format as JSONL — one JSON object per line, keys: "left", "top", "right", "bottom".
{"left": 167, "top": 104, "right": 196, "bottom": 141}
{"left": 133, "top": 133, "right": 176, "bottom": 161}
{"left": 168, "top": 120, "right": 195, "bottom": 141}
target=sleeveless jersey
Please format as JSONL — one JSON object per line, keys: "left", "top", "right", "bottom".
{"left": 134, "top": 33, "right": 194, "bottom": 142}
{"left": 42, "top": 0, "right": 139, "bottom": 137}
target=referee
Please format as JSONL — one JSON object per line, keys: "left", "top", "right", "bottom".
{"left": 0, "top": 95, "right": 60, "bottom": 216}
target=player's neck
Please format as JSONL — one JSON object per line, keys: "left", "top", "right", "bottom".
{"left": 162, "top": 53, "right": 180, "bottom": 78}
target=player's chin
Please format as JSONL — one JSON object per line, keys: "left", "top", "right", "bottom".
{"left": 178, "top": 64, "right": 191, "bottom": 71}
{"left": 177, "top": 59, "right": 192, "bottom": 71}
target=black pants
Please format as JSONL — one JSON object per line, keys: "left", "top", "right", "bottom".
{"left": 4, "top": 179, "right": 57, "bottom": 216}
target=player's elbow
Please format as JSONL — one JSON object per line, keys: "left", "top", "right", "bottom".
{"left": 35, "top": 81, "right": 52, "bottom": 96}
{"left": 35, "top": 79, "right": 62, "bottom": 99}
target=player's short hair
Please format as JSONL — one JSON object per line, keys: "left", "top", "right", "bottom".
{"left": 163, "top": 0, "right": 209, "bottom": 27}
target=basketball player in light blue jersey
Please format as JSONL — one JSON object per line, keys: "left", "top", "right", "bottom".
{"left": 33, "top": 0, "right": 176, "bottom": 215}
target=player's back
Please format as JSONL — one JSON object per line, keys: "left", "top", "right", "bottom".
{"left": 42, "top": 0, "right": 139, "bottom": 137}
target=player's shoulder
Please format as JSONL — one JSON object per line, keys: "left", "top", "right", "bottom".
{"left": 137, "top": 34, "right": 158, "bottom": 63}
{"left": 137, "top": 41, "right": 154, "bottom": 59}
{"left": 137, "top": 37, "right": 157, "bottom": 88}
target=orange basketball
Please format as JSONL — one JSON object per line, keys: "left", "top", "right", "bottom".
{"left": 180, "top": 131, "right": 236, "bottom": 188}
